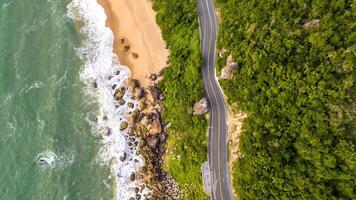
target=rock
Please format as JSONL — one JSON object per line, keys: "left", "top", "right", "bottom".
{"left": 138, "top": 101, "right": 146, "bottom": 111}
{"left": 120, "top": 152, "right": 127, "bottom": 161}
{"left": 143, "top": 110, "right": 163, "bottom": 134}
{"left": 124, "top": 45, "right": 130, "bottom": 52}
{"left": 120, "top": 121, "right": 128, "bottom": 130}
{"left": 111, "top": 84, "right": 117, "bottom": 90}
{"left": 221, "top": 55, "right": 238, "bottom": 79}
{"left": 119, "top": 99, "right": 126, "bottom": 105}
{"left": 114, "top": 87, "right": 126, "bottom": 100}
{"left": 303, "top": 19, "right": 320, "bottom": 30}
{"left": 92, "top": 81, "right": 98, "bottom": 88}
{"left": 158, "top": 132, "right": 166, "bottom": 142}
{"left": 132, "top": 52, "right": 139, "bottom": 59}
{"left": 120, "top": 38, "right": 125, "bottom": 44}
{"left": 135, "top": 194, "right": 141, "bottom": 200}
{"left": 149, "top": 74, "right": 158, "bottom": 81}
{"left": 128, "top": 109, "right": 140, "bottom": 124}
{"left": 133, "top": 87, "right": 144, "bottom": 99}
{"left": 147, "top": 136, "right": 159, "bottom": 149}
{"left": 129, "top": 79, "right": 140, "bottom": 89}
{"left": 130, "top": 173, "right": 136, "bottom": 182}
{"left": 127, "top": 102, "right": 134, "bottom": 108}
{"left": 147, "top": 87, "right": 162, "bottom": 102}
{"left": 147, "top": 119, "right": 162, "bottom": 135}
{"left": 115, "top": 70, "right": 120, "bottom": 75}
{"left": 193, "top": 98, "right": 209, "bottom": 115}
{"left": 218, "top": 48, "right": 227, "bottom": 58}
{"left": 135, "top": 187, "right": 140, "bottom": 193}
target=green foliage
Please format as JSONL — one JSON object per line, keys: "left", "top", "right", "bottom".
{"left": 152, "top": 0, "right": 208, "bottom": 199}
{"left": 216, "top": 0, "right": 356, "bottom": 199}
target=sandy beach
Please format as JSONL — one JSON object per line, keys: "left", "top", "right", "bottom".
{"left": 100, "top": 0, "right": 168, "bottom": 87}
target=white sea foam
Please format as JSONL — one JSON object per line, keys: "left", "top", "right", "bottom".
{"left": 67, "top": 0, "right": 148, "bottom": 199}
{"left": 36, "top": 150, "right": 75, "bottom": 170}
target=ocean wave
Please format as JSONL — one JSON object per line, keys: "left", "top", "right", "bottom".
{"left": 67, "top": 0, "right": 148, "bottom": 199}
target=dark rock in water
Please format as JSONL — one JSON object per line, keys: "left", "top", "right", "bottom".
{"left": 103, "top": 115, "right": 108, "bottom": 120}
{"left": 108, "top": 75, "right": 113, "bottom": 80}
{"left": 119, "top": 99, "right": 126, "bottom": 105}
{"left": 130, "top": 173, "right": 136, "bottom": 181}
{"left": 116, "top": 70, "right": 120, "bottom": 75}
{"left": 105, "top": 128, "right": 112, "bottom": 136}
{"left": 111, "top": 84, "right": 117, "bottom": 90}
{"left": 119, "top": 152, "right": 127, "bottom": 161}
{"left": 93, "top": 81, "right": 98, "bottom": 88}
{"left": 135, "top": 187, "right": 140, "bottom": 193}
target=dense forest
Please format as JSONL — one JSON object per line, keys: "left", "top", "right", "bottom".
{"left": 215, "top": 0, "right": 356, "bottom": 199}
{"left": 152, "top": 0, "right": 208, "bottom": 199}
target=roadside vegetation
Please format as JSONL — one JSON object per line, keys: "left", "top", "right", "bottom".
{"left": 152, "top": 0, "right": 209, "bottom": 199}
{"left": 215, "top": 0, "right": 356, "bottom": 199}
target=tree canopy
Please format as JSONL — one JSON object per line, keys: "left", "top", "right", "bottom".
{"left": 216, "top": 0, "right": 356, "bottom": 199}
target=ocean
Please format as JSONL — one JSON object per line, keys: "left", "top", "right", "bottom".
{"left": 0, "top": 0, "right": 143, "bottom": 199}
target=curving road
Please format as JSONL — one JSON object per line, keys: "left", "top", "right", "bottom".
{"left": 196, "top": 0, "right": 233, "bottom": 200}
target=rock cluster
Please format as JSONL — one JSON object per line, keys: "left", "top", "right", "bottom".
{"left": 125, "top": 78, "right": 181, "bottom": 199}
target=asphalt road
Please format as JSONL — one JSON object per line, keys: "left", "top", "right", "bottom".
{"left": 196, "top": 0, "right": 233, "bottom": 200}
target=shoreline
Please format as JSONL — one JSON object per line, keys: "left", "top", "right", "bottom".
{"left": 99, "top": 0, "right": 168, "bottom": 88}
{"left": 97, "top": 0, "right": 180, "bottom": 199}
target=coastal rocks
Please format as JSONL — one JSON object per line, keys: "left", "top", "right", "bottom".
{"left": 303, "top": 19, "right": 320, "bottom": 30}
{"left": 133, "top": 87, "right": 144, "bottom": 99}
{"left": 120, "top": 121, "right": 128, "bottom": 130}
{"left": 221, "top": 55, "right": 238, "bottom": 79}
{"left": 114, "top": 86, "right": 126, "bottom": 100}
{"left": 125, "top": 78, "right": 180, "bottom": 199}
{"left": 193, "top": 98, "right": 209, "bottom": 115}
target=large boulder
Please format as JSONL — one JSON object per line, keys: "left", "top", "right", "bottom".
{"left": 114, "top": 87, "right": 126, "bottom": 100}
{"left": 133, "top": 87, "right": 144, "bottom": 99}
{"left": 303, "top": 19, "right": 320, "bottom": 30}
{"left": 129, "top": 79, "right": 140, "bottom": 90}
{"left": 221, "top": 55, "right": 238, "bottom": 79}
{"left": 141, "top": 110, "right": 162, "bottom": 134}
{"left": 193, "top": 98, "right": 209, "bottom": 115}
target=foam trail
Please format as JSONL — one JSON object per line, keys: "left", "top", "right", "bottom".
{"left": 67, "top": 0, "right": 148, "bottom": 199}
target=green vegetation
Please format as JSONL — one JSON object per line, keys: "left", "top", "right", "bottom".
{"left": 216, "top": 0, "right": 356, "bottom": 199}
{"left": 152, "top": 0, "right": 208, "bottom": 199}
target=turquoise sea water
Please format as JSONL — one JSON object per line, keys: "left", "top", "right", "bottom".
{"left": 0, "top": 0, "right": 113, "bottom": 199}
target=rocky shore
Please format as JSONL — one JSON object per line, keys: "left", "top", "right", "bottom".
{"left": 114, "top": 74, "right": 181, "bottom": 199}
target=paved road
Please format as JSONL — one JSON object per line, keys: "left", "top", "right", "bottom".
{"left": 196, "top": 0, "right": 233, "bottom": 200}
